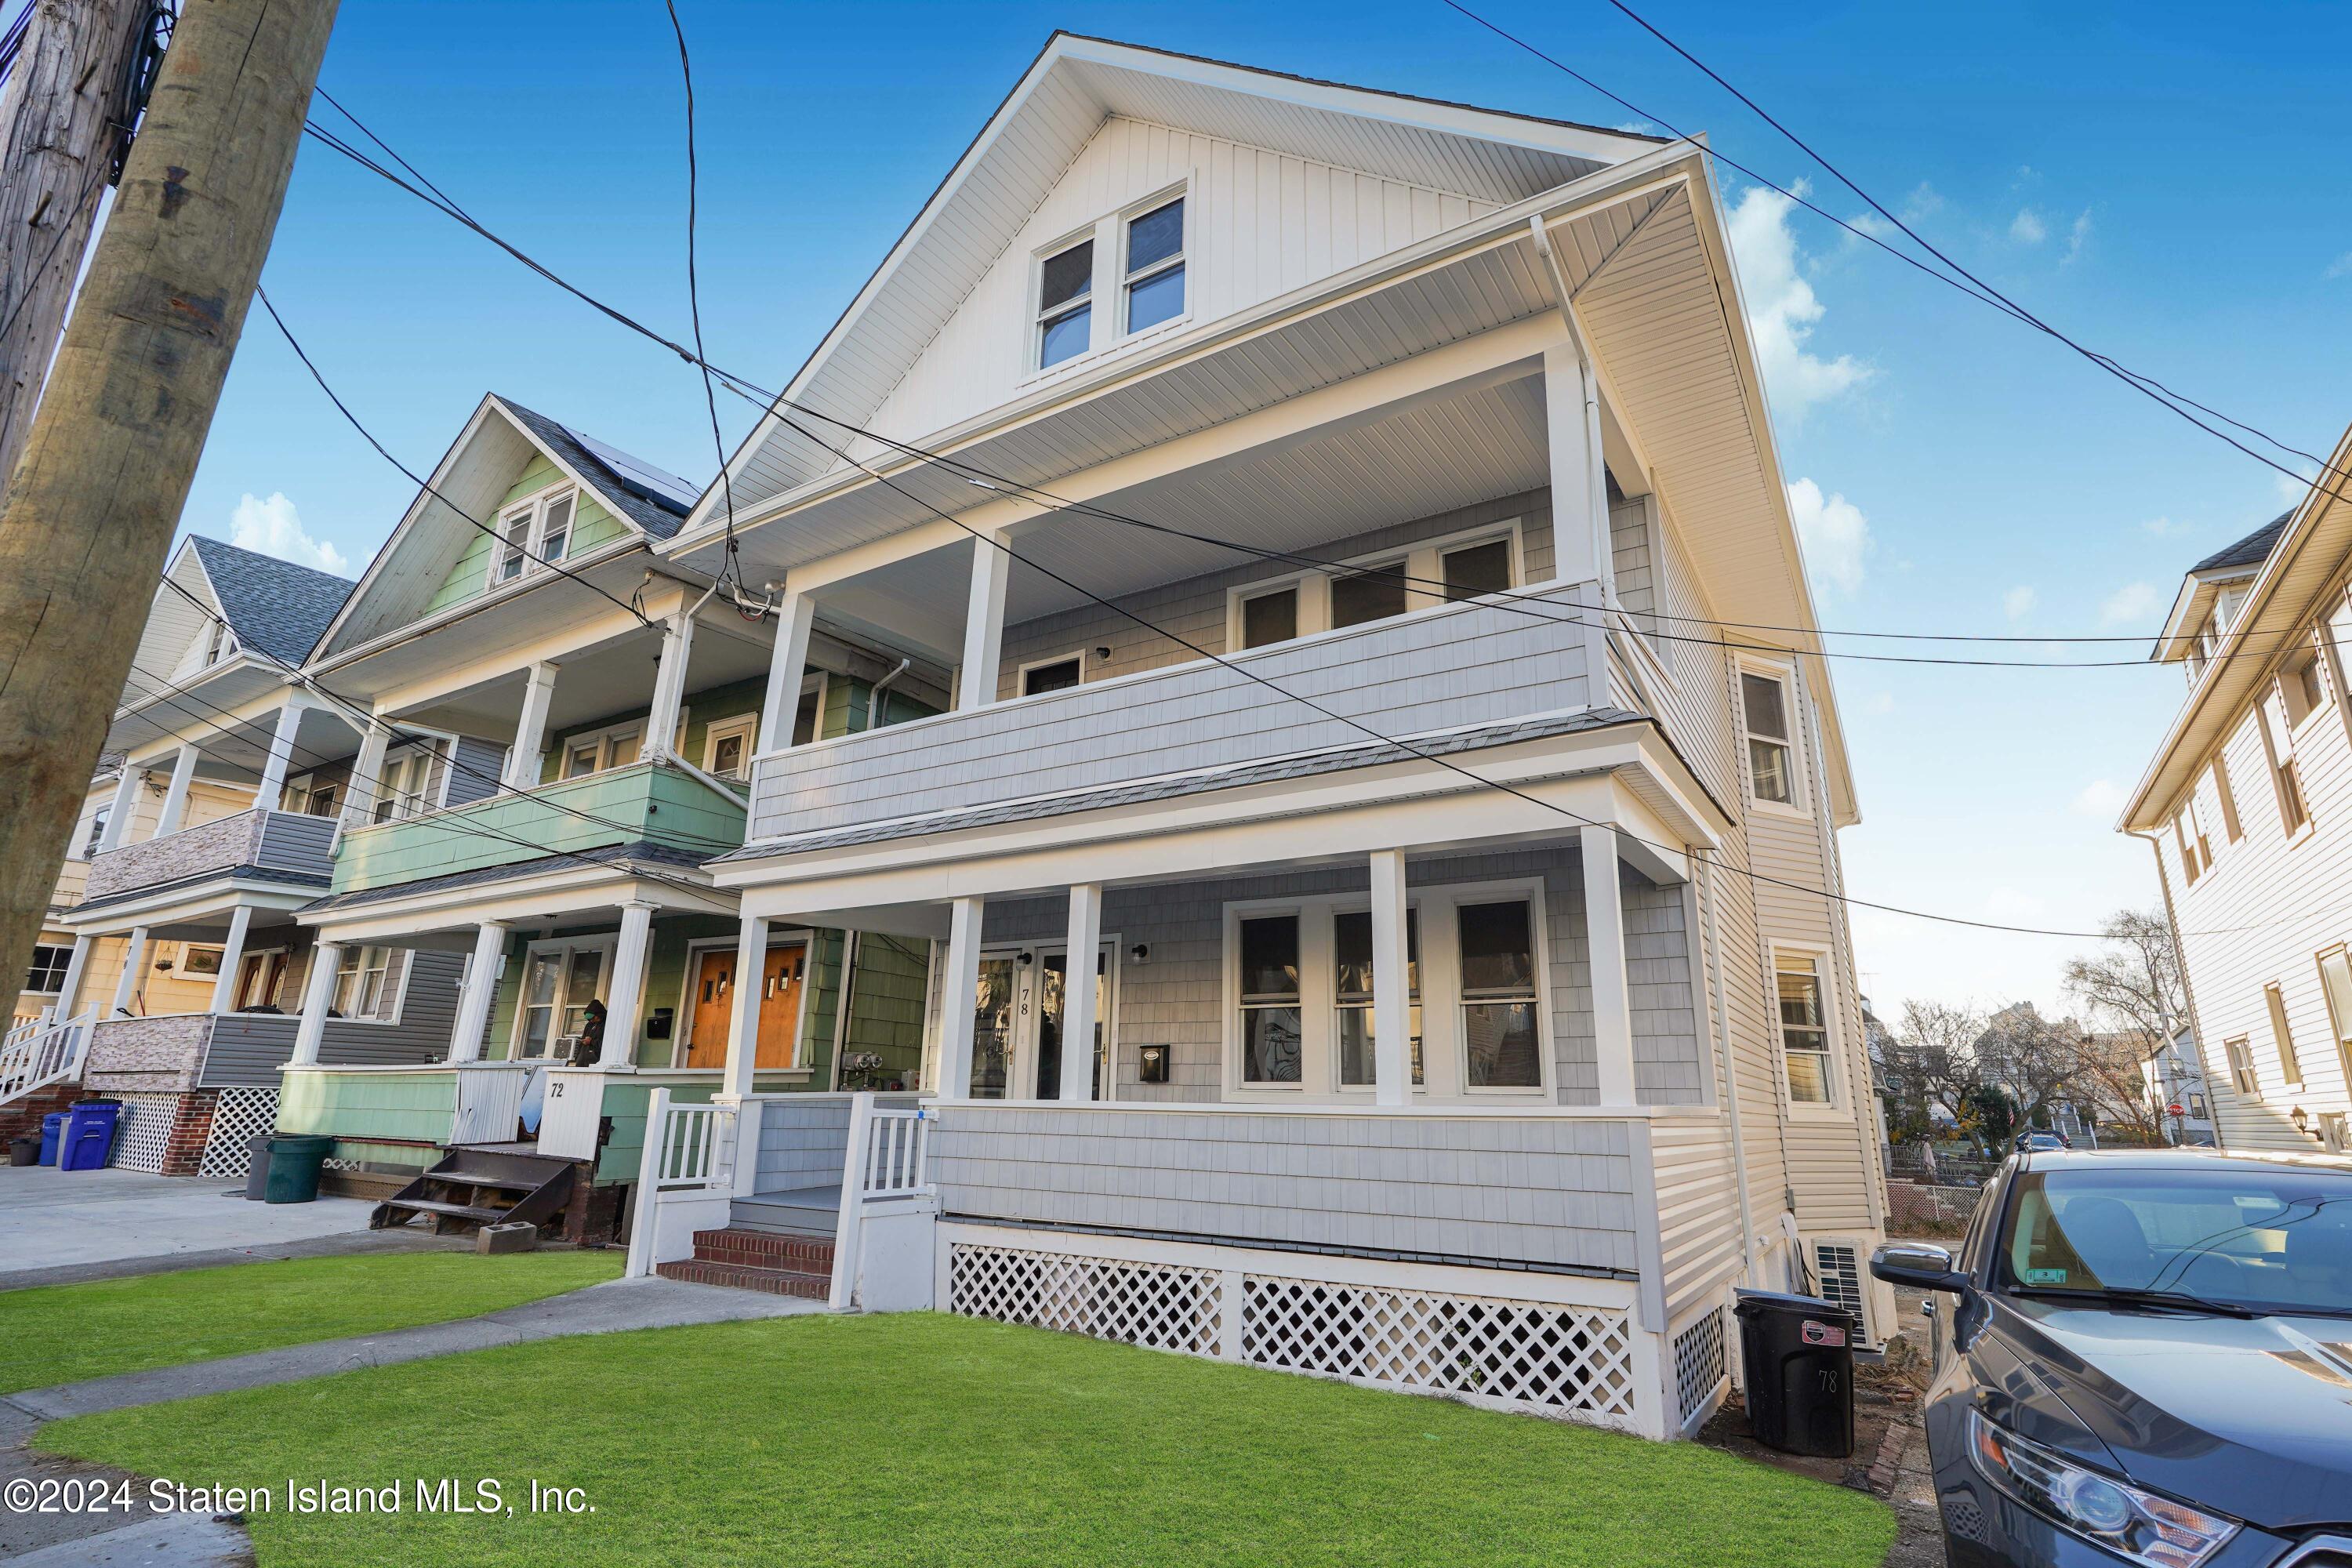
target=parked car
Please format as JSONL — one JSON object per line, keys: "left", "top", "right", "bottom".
{"left": 1872, "top": 1147, "right": 2352, "bottom": 1568}
{"left": 2015, "top": 1131, "right": 2071, "bottom": 1152}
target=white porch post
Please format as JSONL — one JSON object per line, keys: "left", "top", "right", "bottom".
{"left": 342, "top": 713, "right": 392, "bottom": 829}
{"left": 1059, "top": 882, "right": 1102, "bottom": 1102}
{"left": 937, "top": 895, "right": 987, "bottom": 1098}
{"left": 109, "top": 927, "right": 151, "bottom": 1016}
{"left": 759, "top": 589, "right": 816, "bottom": 752}
{"left": 719, "top": 914, "right": 768, "bottom": 1099}
{"left": 53, "top": 935, "right": 94, "bottom": 1019}
{"left": 503, "top": 662, "right": 561, "bottom": 789}
{"left": 153, "top": 743, "right": 200, "bottom": 837}
{"left": 1368, "top": 849, "right": 1414, "bottom": 1107}
{"left": 603, "top": 901, "right": 658, "bottom": 1065}
{"left": 956, "top": 535, "right": 1011, "bottom": 710}
{"left": 448, "top": 921, "right": 508, "bottom": 1064}
{"left": 291, "top": 942, "right": 344, "bottom": 1066}
{"left": 644, "top": 615, "right": 696, "bottom": 762}
{"left": 96, "top": 764, "right": 142, "bottom": 851}
{"left": 1581, "top": 823, "right": 1638, "bottom": 1105}
{"left": 207, "top": 906, "right": 254, "bottom": 1014}
{"left": 1542, "top": 339, "right": 1613, "bottom": 601}
{"left": 254, "top": 696, "right": 308, "bottom": 811}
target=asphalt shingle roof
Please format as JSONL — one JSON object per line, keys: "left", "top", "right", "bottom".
{"left": 2191, "top": 510, "right": 2292, "bottom": 575}
{"left": 496, "top": 397, "right": 697, "bottom": 540}
{"left": 186, "top": 536, "right": 354, "bottom": 664}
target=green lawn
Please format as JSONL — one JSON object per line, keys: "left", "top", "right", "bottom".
{"left": 0, "top": 1250, "right": 622, "bottom": 1393}
{"left": 41, "top": 1312, "right": 1893, "bottom": 1567}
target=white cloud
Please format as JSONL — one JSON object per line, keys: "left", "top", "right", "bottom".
{"left": 1786, "top": 477, "right": 1871, "bottom": 594}
{"left": 2140, "top": 516, "right": 2193, "bottom": 538}
{"left": 2009, "top": 208, "right": 2048, "bottom": 245}
{"left": 1725, "top": 182, "right": 1873, "bottom": 419}
{"left": 2277, "top": 469, "right": 2318, "bottom": 505}
{"left": 2100, "top": 581, "right": 2160, "bottom": 626}
{"left": 2072, "top": 779, "right": 2125, "bottom": 818}
{"left": 2325, "top": 252, "right": 2352, "bottom": 281}
{"left": 2062, "top": 209, "right": 2092, "bottom": 266}
{"left": 1900, "top": 183, "right": 1942, "bottom": 223}
{"left": 227, "top": 492, "right": 349, "bottom": 575}
{"left": 2002, "top": 585, "right": 2037, "bottom": 620}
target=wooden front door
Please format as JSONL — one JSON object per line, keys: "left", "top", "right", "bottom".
{"left": 684, "top": 942, "right": 807, "bottom": 1070}
{"left": 754, "top": 943, "right": 806, "bottom": 1069}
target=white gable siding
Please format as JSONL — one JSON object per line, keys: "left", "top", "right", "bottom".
{"left": 859, "top": 115, "right": 1501, "bottom": 454}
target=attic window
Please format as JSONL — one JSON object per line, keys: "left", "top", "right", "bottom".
{"left": 201, "top": 619, "right": 235, "bottom": 666}
{"left": 488, "top": 485, "right": 580, "bottom": 588}
{"left": 1123, "top": 198, "right": 1185, "bottom": 334}
{"left": 1036, "top": 238, "right": 1093, "bottom": 369}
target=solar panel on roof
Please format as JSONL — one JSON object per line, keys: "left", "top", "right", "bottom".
{"left": 563, "top": 427, "right": 701, "bottom": 510}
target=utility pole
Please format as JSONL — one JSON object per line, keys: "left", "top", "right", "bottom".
{"left": 0, "top": 0, "right": 339, "bottom": 1022}
{"left": 0, "top": 0, "right": 149, "bottom": 485}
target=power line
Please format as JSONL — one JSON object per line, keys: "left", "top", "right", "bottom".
{"left": 660, "top": 0, "right": 744, "bottom": 595}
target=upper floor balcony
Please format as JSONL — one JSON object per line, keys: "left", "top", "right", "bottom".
{"left": 84, "top": 807, "right": 338, "bottom": 903}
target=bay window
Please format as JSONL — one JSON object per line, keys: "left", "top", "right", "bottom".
{"left": 1237, "top": 914, "right": 1303, "bottom": 1084}
{"left": 1776, "top": 950, "right": 1833, "bottom": 1104}
{"left": 1458, "top": 900, "right": 1540, "bottom": 1089}
{"left": 1740, "top": 667, "right": 1798, "bottom": 807}
{"left": 1334, "top": 909, "right": 1420, "bottom": 1087}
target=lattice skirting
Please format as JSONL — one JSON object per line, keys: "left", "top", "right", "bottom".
{"left": 1671, "top": 1305, "right": 1728, "bottom": 1430}
{"left": 946, "top": 1232, "right": 1653, "bottom": 1432}
{"left": 109, "top": 1092, "right": 184, "bottom": 1174}
{"left": 198, "top": 1089, "right": 281, "bottom": 1179}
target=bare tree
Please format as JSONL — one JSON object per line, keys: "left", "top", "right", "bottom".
{"left": 1889, "top": 1000, "right": 1987, "bottom": 1127}
{"left": 1975, "top": 1003, "right": 2093, "bottom": 1134}
{"left": 2063, "top": 909, "right": 2187, "bottom": 1052}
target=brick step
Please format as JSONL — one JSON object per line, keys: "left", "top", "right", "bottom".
{"left": 656, "top": 1258, "right": 830, "bottom": 1299}
{"left": 689, "top": 1227, "right": 834, "bottom": 1272}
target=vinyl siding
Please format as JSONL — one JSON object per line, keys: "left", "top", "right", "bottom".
{"left": 198, "top": 933, "right": 463, "bottom": 1087}
{"left": 422, "top": 456, "right": 629, "bottom": 618}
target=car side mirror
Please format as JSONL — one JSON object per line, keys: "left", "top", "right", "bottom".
{"left": 1871, "top": 1241, "right": 1969, "bottom": 1293}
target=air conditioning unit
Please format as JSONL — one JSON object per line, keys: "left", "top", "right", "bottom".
{"left": 1809, "top": 1238, "right": 1878, "bottom": 1351}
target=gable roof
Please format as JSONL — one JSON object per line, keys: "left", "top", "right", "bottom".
{"left": 2190, "top": 510, "right": 2290, "bottom": 575}
{"left": 497, "top": 397, "right": 696, "bottom": 539}
{"left": 184, "top": 535, "right": 353, "bottom": 663}
{"left": 688, "top": 31, "right": 1665, "bottom": 532}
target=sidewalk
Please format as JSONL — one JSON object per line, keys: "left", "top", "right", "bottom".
{"left": 0, "top": 1167, "right": 393, "bottom": 1288}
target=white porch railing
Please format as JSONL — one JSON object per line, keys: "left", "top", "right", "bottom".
{"left": 829, "top": 1093, "right": 938, "bottom": 1310}
{"left": 1, "top": 1010, "right": 93, "bottom": 1107}
{"left": 855, "top": 1102, "right": 931, "bottom": 1199}
{"left": 623, "top": 1088, "right": 739, "bottom": 1279}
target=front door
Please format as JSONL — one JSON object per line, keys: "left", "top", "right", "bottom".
{"left": 683, "top": 942, "right": 808, "bottom": 1069}
{"left": 754, "top": 943, "right": 807, "bottom": 1069}
{"left": 1033, "top": 946, "right": 1110, "bottom": 1100}
{"left": 964, "top": 946, "right": 1112, "bottom": 1099}
{"left": 684, "top": 950, "right": 735, "bottom": 1069}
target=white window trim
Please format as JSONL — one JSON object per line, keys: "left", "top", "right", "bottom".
{"left": 1020, "top": 180, "right": 1196, "bottom": 384}
{"left": 506, "top": 934, "right": 619, "bottom": 1059}
{"left": 1220, "top": 876, "right": 1555, "bottom": 1105}
{"left": 1766, "top": 939, "right": 1847, "bottom": 1120}
{"left": 701, "top": 712, "right": 760, "bottom": 782}
{"left": 327, "top": 944, "right": 410, "bottom": 1027}
{"left": 483, "top": 482, "right": 581, "bottom": 591}
{"left": 955, "top": 937, "right": 1123, "bottom": 1101}
{"left": 23, "top": 943, "right": 73, "bottom": 996}
{"left": 1222, "top": 519, "right": 1526, "bottom": 653}
{"left": 1014, "top": 650, "right": 1088, "bottom": 697}
{"left": 556, "top": 720, "right": 646, "bottom": 780}
{"left": 1736, "top": 655, "right": 1811, "bottom": 820}
{"left": 2254, "top": 687, "right": 2314, "bottom": 842}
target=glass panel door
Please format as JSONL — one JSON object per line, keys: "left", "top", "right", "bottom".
{"left": 969, "top": 956, "right": 1016, "bottom": 1098}
{"left": 1032, "top": 947, "right": 1109, "bottom": 1100}
{"left": 558, "top": 949, "right": 604, "bottom": 1059}
{"left": 517, "top": 952, "right": 563, "bottom": 1058}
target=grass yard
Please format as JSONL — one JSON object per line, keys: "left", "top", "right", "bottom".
{"left": 0, "top": 1250, "right": 622, "bottom": 1394}
{"left": 41, "top": 1311, "right": 1893, "bottom": 1568}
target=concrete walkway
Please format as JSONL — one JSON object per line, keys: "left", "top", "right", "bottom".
{"left": 1, "top": 1276, "right": 815, "bottom": 1565}
{"left": 0, "top": 1167, "right": 387, "bottom": 1286}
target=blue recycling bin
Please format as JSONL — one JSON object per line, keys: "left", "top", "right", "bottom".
{"left": 38, "top": 1111, "right": 68, "bottom": 1166}
{"left": 60, "top": 1101, "right": 122, "bottom": 1171}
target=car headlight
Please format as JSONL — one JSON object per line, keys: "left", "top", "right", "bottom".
{"left": 1966, "top": 1409, "right": 2238, "bottom": 1568}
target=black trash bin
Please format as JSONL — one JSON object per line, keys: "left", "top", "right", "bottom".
{"left": 1733, "top": 1288, "right": 1856, "bottom": 1458}
{"left": 263, "top": 1134, "right": 335, "bottom": 1204}
{"left": 242, "top": 1134, "right": 274, "bottom": 1201}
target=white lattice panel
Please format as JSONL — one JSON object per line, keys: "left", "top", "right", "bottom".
{"left": 1672, "top": 1308, "right": 1726, "bottom": 1425}
{"left": 1241, "top": 1275, "right": 1637, "bottom": 1418}
{"left": 109, "top": 1092, "right": 182, "bottom": 1174}
{"left": 198, "top": 1089, "right": 280, "bottom": 1179}
{"left": 949, "top": 1243, "right": 1222, "bottom": 1355}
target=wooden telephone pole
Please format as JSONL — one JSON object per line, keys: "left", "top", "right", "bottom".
{"left": 0, "top": 0, "right": 339, "bottom": 1022}
{"left": 0, "top": 0, "right": 148, "bottom": 488}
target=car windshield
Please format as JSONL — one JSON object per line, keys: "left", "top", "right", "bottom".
{"left": 1999, "top": 1165, "right": 2352, "bottom": 1316}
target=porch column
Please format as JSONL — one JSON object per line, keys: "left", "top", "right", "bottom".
{"left": 1368, "top": 849, "right": 1414, "bottom": 1107}
{"left": 503, "top": 662, "right": 561, "bottom": 789}
{"left": 109, "top": 927, "right": 151, "bottom": 1016}
{"left": 447, "top": 921, "right": 508, "bottom": 1064}
{"left": 644, "top": 615, "right": 696, "bottom": 762}
{"left": 1543, "top": 339, "right": 1613, "bottom": 601}
{"left": 53, "top": 935, "right": 94, "bottom": 1019}
{"left": 602, "top": 901, "right": 658, "bottom": 1065}
{"left": 956, "top": 535, "right": 1011, "bottom": 710}
{"left": 342, "top": 713, "right": 392, "bottom": 829}
{"left": 254, "top": 695, "right": 309, "bottom": 811}
{"left": 936, "top": 895, "right": 986, "bottom": 1098}
{"left": 153, "top": 743, "right": 200, "bottom": 838}
{"left": 1058, "top": 883, "right": 1102, "bottom": 1102}
{"left": 96, "top": 764, "right": 142, "bottom": 851}
{"left": 758, "top": 588, "right": 816, "bottom": 752}
{"left": 290, "top": 942, "right": 345, "bottom": 1066}
{"left": 719, "top": 914, "right": 768, "bottom": 1099}
{"left": 207, "top": 906, "right": 254, "bottom": 1014}
{"left": 1581, "top": 823, "right": 1638, "bottom": 1105}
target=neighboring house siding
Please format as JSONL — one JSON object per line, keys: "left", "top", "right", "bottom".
{"left": 445, "top": 735, "right": 509, "bottom": 808}
{"left": 863, "top": 113, "right": 1509, "bottom": 457}
{"left": 199, "top": 939, "right": 465, "bottom": 1087}
{"left": 422, "top": 455, "right": 629, "bottom": 618}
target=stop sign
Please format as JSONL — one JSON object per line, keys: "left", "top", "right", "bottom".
{"left": 2168, "top": 1104, "right": 2185, "bottom": 1115}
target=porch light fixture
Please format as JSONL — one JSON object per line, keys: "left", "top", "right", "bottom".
{"left": 1129, "top": 944, "right": 1149, "bottom": 964}
{"left": 2292, "top": 1105, "right": 2321, "bottom": 1141}
{"left": 1016, "top": 950, "right": 1033, "bottom": 967}
{"left": 1094, "top": 646, "right": 1112, "bottom": 660}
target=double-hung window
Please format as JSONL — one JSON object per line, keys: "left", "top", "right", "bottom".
{"left": 1458, "top": 899, "right": 1541, "bottom": 1088}
{"left": 331, "top": 946, "right": 397, "bottom": 1020}
{"left": 1237, "top": 584, "right": 1299, "bottom": 650}
{"left": 1036, "top": 238, "right": 1094, "bottom": 369}
{"left": 1022, "top": 656, "right": 1083, "bottom": 696}
{"left": 2264, "top": 983, "right": 2303, "bottom": 1088}
{"left": 1236, "top": 915, "right": 1303, "bottom": 1084}
{"left": 372, "top": 749, "right": 433, "bottom": 823}
{"left": 1777, "top": 951, "right": 1834, "bottom": 1104}
{"left": 494, "top": 508, "right": 533, "bottom": 583}
{"left": 2259, "top": 691, "right": 2309, "bottom": 833}
{"left": 1334, "top": 909, "right": 1421, "bottom": 1087}
{"left": 1441, "top": 537, "right": 1513, "bottom": 600}
{"left": 2223, "top": 1036, "right": 2259, "bottom": 1098}
{"left": 24, "top": 944, "right": 71, "bottom": 995}
{"left": 81, "top": 806, "right": 109, "bottom": 858}
{"left": 1122, "top": 198, "right": 1185, "bottom": 333}
{"left": 1329, "top": 559, "right": 1407, "bottom": 630}
{"left": 491, "top": 488, "right": 577, "bottom": 586}
{"left": 2318, "top": 947, "right": 2352, "bottom": 1088}
{"left": 2174, "top": 800, "right": 2211, "bottom": 882}
{"left": 559, "top": 724, "right": 641, "bottom": 780}
{"left": 1741, "top": 668, "right": 1798, "bottom": 807}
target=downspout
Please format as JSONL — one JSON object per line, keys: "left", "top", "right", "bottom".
{"left": 866, "top": 657, "right": 913, "bottom": 731}
{"left": 2132, "top": 826, "right": 2220, "bottom": 1149}
{"left": 1700, "top": 848, "right": 1759, "bottom": 1278}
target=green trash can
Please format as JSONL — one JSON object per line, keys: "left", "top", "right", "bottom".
{"left": 263, "top": 1134, "right": 336, "bottom": 1204}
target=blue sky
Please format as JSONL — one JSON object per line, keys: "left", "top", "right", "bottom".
{"left": 166, "top": 0, "right": 2352, "bottom": 1018}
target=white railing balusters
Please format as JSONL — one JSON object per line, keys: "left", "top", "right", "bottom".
{"left": 0, "top": 1010, "right": 93, "bottom": 1107}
